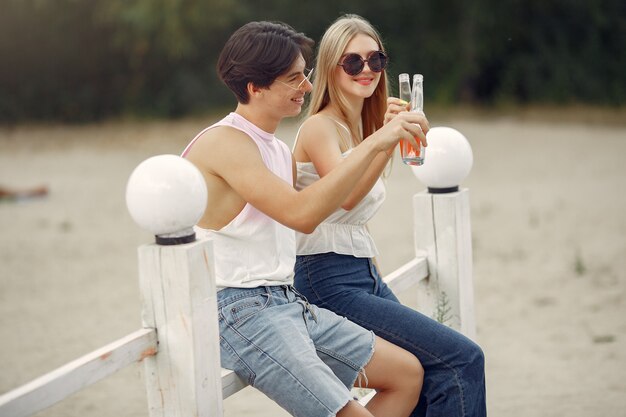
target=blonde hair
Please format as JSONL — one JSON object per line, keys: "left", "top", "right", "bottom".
{"left": 307, "top": 14, "right": 389, "bottom": 148}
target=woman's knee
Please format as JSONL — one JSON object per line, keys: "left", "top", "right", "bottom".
{"left": 461, "top": 339, "right": 485, "bottom": 375}
{"left": 365, "top": 337, "right": 422, "bottom": 391}
{"left": 384, "top": 342, "right": 424, "bottom": 394}
{"left": 404, "top": 354, "right": 424, "bottom": 396}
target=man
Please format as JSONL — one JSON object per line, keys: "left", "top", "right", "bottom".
{"left": 183, "top": 21, "right": 429, "bottom": 417}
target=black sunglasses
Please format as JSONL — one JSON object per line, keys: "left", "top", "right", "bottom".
{"left": 337, "top": 50, "right": 388, "bottom": 76}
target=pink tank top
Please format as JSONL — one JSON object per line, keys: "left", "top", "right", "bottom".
{"left": 183, "top": 112, "right": 295, "bottom": 289}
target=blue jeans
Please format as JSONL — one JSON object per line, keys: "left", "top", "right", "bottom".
{"left": 217, "top": 285, "right": 375, "bottom": 417}
{"left": 294, "top": 252, "right": 487, "bottom": 417}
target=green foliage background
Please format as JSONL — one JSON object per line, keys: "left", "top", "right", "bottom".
{"left": 1, "top": 0, "right": 624, "bottom": 122}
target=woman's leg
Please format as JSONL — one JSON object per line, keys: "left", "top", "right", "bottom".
{"left": 294, "top": 253, "right": 487, "bottom": 417}
{"left": 302, "top": 294, "right": 423, "bottom": 417}
{"left": 359, "top": 336, "right": 424, "bottom": 417}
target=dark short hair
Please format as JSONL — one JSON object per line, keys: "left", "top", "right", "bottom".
{"left": 217, "top": 21, "right": 314, "bottom": 103}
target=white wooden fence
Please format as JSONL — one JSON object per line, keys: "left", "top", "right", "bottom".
{"left": 0, "top": 188, "right": 475, "bottom": 417}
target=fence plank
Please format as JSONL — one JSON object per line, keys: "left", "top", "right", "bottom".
{"left": 139, "top": 239, "right": 223, "bottom": 417}
{"left": 382, "top": 257, "right": 429, "bottom": 293}
{"left": 0, "top": 328, "right": 157, "bottom": 417}
{"left": 221, "top": 368, "right": 247, "bottom": 399}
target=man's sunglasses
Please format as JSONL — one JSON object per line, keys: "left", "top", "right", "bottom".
{"left": 337, "top": 51, "right": 388, "bottom": 76}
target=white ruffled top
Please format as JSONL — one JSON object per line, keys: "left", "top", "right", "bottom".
{"left": 294, "top": 120, "right": 386, "bottom": 258}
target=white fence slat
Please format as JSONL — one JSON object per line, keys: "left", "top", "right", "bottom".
{"left": 382, "top": 257, "right": 429, "bottom": 293}
{"left": 0, "top": 328, "right": 157, "bottom": 417}
{"left": 139, "top": 238, "right": 223, "bottom": 417}
{"left": 357, "top": 389, "right": 377, "bottom": 406}
{"left": 221, "top": 368, "right": 248, "bottom": 399}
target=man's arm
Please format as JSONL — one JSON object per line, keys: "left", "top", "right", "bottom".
{"left": 187, "top": 113, "right": 424, "bottom": 233}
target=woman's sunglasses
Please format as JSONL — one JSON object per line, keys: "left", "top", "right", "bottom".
{"left": 337, "top": 50, "right": 388, "bottom": 76}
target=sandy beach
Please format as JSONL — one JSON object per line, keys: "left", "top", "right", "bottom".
{"left": 1, "top": 112, "right": 625, "bottom": 416}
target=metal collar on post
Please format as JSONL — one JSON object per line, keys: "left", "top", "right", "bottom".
{"left": 427, "top": 186, "right": 459, "bottom": 194}
{"left": 155, "top": 229, "right": 197, "bottom": 245}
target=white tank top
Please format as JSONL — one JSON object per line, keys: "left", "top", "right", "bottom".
{"left": 294, "top": 120, "right": 386, "bottom": 258}
{"left": 183, "top": 112, "right": 296, "bottom": 289}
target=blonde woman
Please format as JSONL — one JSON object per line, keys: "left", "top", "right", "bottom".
{"left": 293, "top": 14, "right": 487, "bottom": 417}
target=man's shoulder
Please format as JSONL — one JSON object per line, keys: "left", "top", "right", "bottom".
{"left": 202, "top": 123, "right": 249, "bottom": 140}
{"left": 190, "top": 124, "right": 255, "bottom": 151}
{"left": 184, "top": 124, "right": 263, "bottom": 174}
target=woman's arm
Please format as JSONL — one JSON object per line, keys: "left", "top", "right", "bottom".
{"left": 300, "top": 100, "right": 428, "bottom": 211}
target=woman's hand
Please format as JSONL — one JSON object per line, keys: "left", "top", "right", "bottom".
{"left": 384, "top": 97, "right": 411, "bottom": 124}
{"left": 372, "top": 110, "right": 430, "bottom": 153}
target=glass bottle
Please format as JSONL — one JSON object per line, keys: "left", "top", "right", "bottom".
{"left": 411, "top": 74, "right": 424, "bottom": 113}
{"left": 399, "top": 73, "right": 412, "bottom": 104}
{"left": 397, "top": 73, "right": 425, "bottom": 166}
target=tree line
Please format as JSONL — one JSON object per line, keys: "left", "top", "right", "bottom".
{"left": 1, "top": 0, "right": 624, "bottom": 122}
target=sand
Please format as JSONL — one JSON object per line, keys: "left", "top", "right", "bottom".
{"left": 1, "top": 113, "right": 625, "bottom": 416}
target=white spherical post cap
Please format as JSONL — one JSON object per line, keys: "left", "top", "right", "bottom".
{"left": 126, "top": 154, "right": 207, "bottom": 244}
{"left": 411, "top": 127, "right": 473, "bottom": 193}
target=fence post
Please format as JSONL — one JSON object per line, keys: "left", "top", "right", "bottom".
{"left": 410, "top": 127, "right": 476, "bottom": 340}
{"left": 413, "top": 190, "right": 476, "bottom": 339}
{"left": 127, "top": 155, "right": 223, "bottom": 416}
{"left": 139, "top": 239, "right": 223, "bottom": 416}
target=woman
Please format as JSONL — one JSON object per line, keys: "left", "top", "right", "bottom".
{"left": 293, "top": 14, "right": 487, "bottom": 417}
